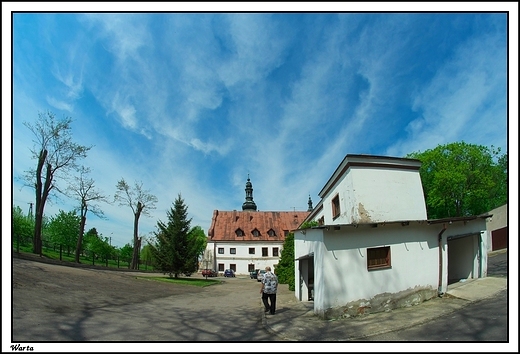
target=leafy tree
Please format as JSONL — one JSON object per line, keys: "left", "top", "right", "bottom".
{"left": 46, "top": 210, "right": 80, "bottom": 256}
{"left": 67, "top": 166, "right": 109, "bottom": 263}
{"left": 407, "top": 141, "right": 507, "bottom": 218}
{"left": 185, "top": 225, "right": 207, "bottom": 275}
{"left": 114, "top": 178, "right": 158, "bottom": 269}
{"left": 12, "top": 205, "right": 35, "bottom": 247}
{"left": 300, "top": 220, "right": 319, "bottom": 229}
{"left": 22, "top": 111, "right": 92, "bottom": 255}
{"left": 150, "top": 194, "right": 202, "bottom": 278}
{"left": 118, "top": 242, "right": 134, "bottom": 266}
{"left": 140, "top": 243, "right": 155, "bottom": 268}
{"left": 83, "top": 228, "right": 114, "bottom": 262}
{"left": 275, "top": 232, "right": 295, "bottom": 291}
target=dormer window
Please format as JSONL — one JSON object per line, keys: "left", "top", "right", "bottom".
{"left": 267, "top": 229, "right": 276, "bottom": 237}
{"left": 252, "top": 228, "right": 260, "bottom": 237}
{"left": 235, "top": 228, "right": 244, "bottom": 237}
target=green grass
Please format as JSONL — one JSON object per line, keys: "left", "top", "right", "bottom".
{"left": 13, "top": 246, "right": 137, "bottom": 270}
{"left": 136, "top": 276, "right": 221, "bottom": 287}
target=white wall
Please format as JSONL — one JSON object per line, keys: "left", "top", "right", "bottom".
{"left": 295, "top": 223, "right": 439, "bottom": 313}
{"left": 315, "top": 167, "right": 427, "bottom": 225}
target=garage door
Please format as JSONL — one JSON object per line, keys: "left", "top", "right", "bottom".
{"left": 492, "top": 227, "right": 508, "bottom": 250}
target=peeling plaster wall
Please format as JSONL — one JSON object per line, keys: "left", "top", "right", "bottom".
{"left": 318, "top": 166, "right": 427, "bottom": 225}
{"left": 348, "top": 167, "right": 427, "bottom": 223}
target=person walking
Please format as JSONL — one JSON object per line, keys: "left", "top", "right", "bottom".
{"left": 260, "top": 266, "right": 278, "bottom": 315}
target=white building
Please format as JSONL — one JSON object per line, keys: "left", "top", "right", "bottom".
{"left": 204, "top": 176, "right": 310, "bottom": 276}
{"left": 296, "top": 154, "right": 490, "bottom": 319}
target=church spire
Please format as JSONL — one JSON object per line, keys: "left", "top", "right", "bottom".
{"left": 307, "top": 195, "right": 313, "bottom": 211}
{"left": 242, "top": 174, "right": 258, "bottom": 211}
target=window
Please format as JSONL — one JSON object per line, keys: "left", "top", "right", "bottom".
{"left": 248, "top": 264, "right": 255, "bottom": 272}
{"left": 249, "top": 248, "right": 255, "bottom": 255}
{"left": 230, "top": 248, "right": 236, "bottom": 255}
{"left": 268, "top": 229, "right": 276, "bottom": 237}
{"left": 367, "top": 246, "right": 391, "bottom": 270}
{"left": 332, "top": 194, "right": 340, "bottom": 219}
{"left": 230, "top": 264, "right": 236, "bottom": 272}
{"left": 252, "top": 228, "right": 260, "bottom": 237}
{"left": 218, "top": 263, "right": 224, "bottom": 271}
{"left": 318, "top": 216, "right": 325, "bottom": 226}
{"left": 262, "top": 247, "right": 268, "bottom": 257}
{"left": 235, "top": 228, "right": 244, "bottom": 236}
{"left": 218, "top": 248, "right": 224, "bottom": 254}
{"left": 273, "top": 247, "right": 279, "bottom": 257}
{"left": 284, "top": 230, "right": 289, "bottom": 236}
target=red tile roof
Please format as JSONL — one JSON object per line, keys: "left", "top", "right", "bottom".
{"left": 208, "top": 210, "right": 310, "bottom": 242}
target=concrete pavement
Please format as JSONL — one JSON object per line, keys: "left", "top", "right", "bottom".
{"left": 262, "top": 255, "right": 508, "bottom": 341}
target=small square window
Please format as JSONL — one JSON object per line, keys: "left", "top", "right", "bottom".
{"left": 230, "top": 248, "right": 236, "bottom": 255}
{"left": 218, "top": 248, "right": 224, "bottom": 254}
{"left": 332, "top": 194, "right": 340, "bottom": 219}
{"left": 273, "top": 247, "right": 279, "bottom": 257}
{"left": 249, "top": 248, "right": 255, "bottom": 255}
{"left": 367, "top": 246, "right": 391, "bottom": 270}
{"left": 218, "top": 263, "right": 224, "bottom": 271}
{"left": 262, "top": 247, "right": 268, "bottom": 257}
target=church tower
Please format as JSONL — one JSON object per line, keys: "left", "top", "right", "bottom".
{"left": 242, "top": 175, "right": 258, "bottom": 211}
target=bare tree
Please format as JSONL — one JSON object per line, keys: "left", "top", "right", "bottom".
{"left": 115, "top": 178, "right": 158, "bottom": 269}
{"left": 66, "top": 166, "right": 110, "bottom": 263}
{"left": 23, "top": 111, "right": 92, "bottom": 255}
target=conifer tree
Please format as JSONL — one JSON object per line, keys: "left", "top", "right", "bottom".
{"left": 150, "top": 194, "right": 195, "bottom": 278}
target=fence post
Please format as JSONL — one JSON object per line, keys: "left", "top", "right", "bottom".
{"left": 92, "top": 253, "right": 95, "bottom": 265}
{"left": 59, "top": 244, "right": 62, "bottom": 261}
{"left": 117, "top": 257, "right": 120, "bottom": 268}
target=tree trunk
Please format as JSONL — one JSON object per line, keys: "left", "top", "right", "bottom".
{"left": 130, "top": 205, "right": 142, "bottom": 270}
{"left": 75, "top": 215, "right": 87, "bottom": 263}
{"left": 33, "top": 150, "right": 47, "bottom": 255}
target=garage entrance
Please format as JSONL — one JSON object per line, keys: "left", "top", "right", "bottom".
{"left": 447, "top": 232, "right": 481, "bottom": 284}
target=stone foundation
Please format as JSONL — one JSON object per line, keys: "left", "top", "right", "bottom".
{"left": 321, "top": 286, "right": 438, "bottom": 320}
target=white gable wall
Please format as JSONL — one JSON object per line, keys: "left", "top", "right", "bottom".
{"left": 348, "top": 167, "right": 427, "bottom": 223}
{"left": 314, "top": 164, "right": 427, "bottom": 225}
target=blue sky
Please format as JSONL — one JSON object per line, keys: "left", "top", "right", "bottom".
{"left": 6, "top": 5, "right": 515, "bottom": 251}
{"left": 3, "top": 3, "right": 518, "bottom": 352}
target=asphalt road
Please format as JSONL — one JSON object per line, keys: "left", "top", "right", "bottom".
{"left": 11, "top": 257, "right": 281, "bottom": 350}
{"left": 9, "top": 250, "right": 509, "bottom": 349}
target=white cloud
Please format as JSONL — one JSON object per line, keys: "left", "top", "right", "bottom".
{"left": 46, "top": 96, "right": 73, "bottom": 112}
{"left": 387, "top": 31, "right": 506, "bottom": 156}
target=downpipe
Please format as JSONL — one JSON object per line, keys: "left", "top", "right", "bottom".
{"left": 438, "top": 223, "right": 447, "bottom": 297}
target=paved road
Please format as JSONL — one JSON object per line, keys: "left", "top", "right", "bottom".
{"left": 11, "top": 257, "right": 279, "bottom": 347}
{"left": 363, "top": 250, "right": 509, "bottom": 341}
{"left": 363, "top": 288, "right": 508, "bottom": 341}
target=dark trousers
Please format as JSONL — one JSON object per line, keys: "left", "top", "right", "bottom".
{"left": 262, "top": 292, "right": 276, "bottom": 314}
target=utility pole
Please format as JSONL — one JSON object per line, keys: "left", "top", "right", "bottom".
{"left": 27, "top": 202, "right": 33, "bottom": 219}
